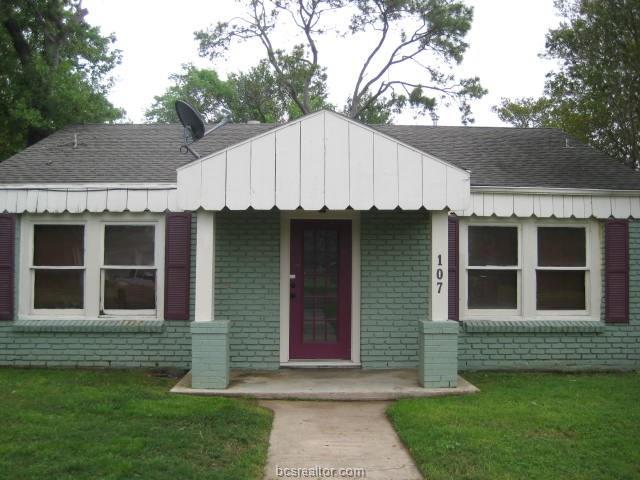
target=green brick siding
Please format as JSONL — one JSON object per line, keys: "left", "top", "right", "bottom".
{"left": 3, "top": 210, "right": 639, "bottom": 373}
{"left": 215, "top": 211, "right": 434, "bottom": 370}
{"left": 215, "top": 211, "right": 280, "bottom": 369}
{"left": 458, "top": 220, "right": 640, "bottom": 371}
{"left": 0, "top": 213, "right": 193, "bottom": 369}
{"left": 360, "top": 211, "right": 430, "bottom": 368}
{"left": 0, "top": 322, "right": 191, "bottom": 368}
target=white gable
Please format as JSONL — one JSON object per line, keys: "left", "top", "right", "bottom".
{"left": 176, "top": 110, "right": 471, "bottom": 211}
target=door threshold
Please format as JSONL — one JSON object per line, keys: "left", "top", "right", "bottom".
{"left": 281, "top": 360, "right": 361, "bottom": 369}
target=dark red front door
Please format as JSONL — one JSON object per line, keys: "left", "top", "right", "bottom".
{"left": 289, "top": 220, "right": 351, "bottom": 360}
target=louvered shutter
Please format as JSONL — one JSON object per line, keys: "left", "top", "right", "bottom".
{"left": 165, "top": 213, "right": 192, "bottom": 320}
{"left": 605, "top": 220, "right": 629, "bottom": 324}
{"left": 448, "top": 215, "right": 459, "bottom": 321}
{"left": 0, "top": 215, "right": 16, "bottom": 321}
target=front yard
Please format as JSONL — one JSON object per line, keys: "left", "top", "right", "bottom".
{"left": 388, "top": 372, "right": 640, "bottom": 480}
{"left": 0, "top": 369, "right": 272, "bottom": 480}
{"left": 1, "top": 369, "right": 639, "bottom": 480}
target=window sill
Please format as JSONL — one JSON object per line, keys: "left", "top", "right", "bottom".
{"left": 13, "top": 319, "right": 165, "bottom": 333}
{"left": 462, "top": 319, "right": 605, "bottom": 334}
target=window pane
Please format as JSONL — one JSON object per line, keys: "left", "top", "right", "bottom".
{"left": 538, "top": 227, "right": 586, "bottom": 267}
{"left": 33, "top": 225, "right": 84, "bottom": 266}
{"left": 468, "top": 270, "right": 517, "bottom": 309}
{"left": 34, "top": 270, "right": 83, "bottom": 309}
{"left": 302, "top": 227, "right": 339, "bottom": 344}
{"left": 469, "top": 227, "right": 518, "bottom": 266}
{"left": 537, "top": 271, "right": 585, "bottom": 310}
{"left": 104, "top": 269, "right": 156, "bottom": 310}
{"left": 104, "top": 226, "right": 155, "bottom": 266}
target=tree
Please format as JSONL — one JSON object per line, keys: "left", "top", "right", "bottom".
{"left": 492, "top": 97, "right": 555, "bottom": 129}
{"left": 195, "top": 0, "right": 486, "bottom": 124}
{"left": 0, "top": 0, "right": 122, "bottom": 161}
{"left": 146, "top": 65, "right": 238, "bottom": 123}
{"left": 494, "top": 0, "right": 640, "bottom": 167}
{"left": 145, "top": 60, "right": 331, "bottom": 123}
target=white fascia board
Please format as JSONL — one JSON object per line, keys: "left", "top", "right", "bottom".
{"left": 471, "top": 185, "right": 640, "bottom": 196}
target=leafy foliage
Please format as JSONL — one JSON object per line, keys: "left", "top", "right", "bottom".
{"left": 492, "top": 97, "right": 556, "bottom": 128}
{"left": 493, "top": 0, "right": 640, "bottom": 167}
{"left": 146, "top": 65, "right": 237, "bottom": 123}
{"left": 146, "top": 60, "right": 331, "bottom": 124}
{"left": 0, "top": 0, "right": 122, "bottom": 161}
{"left": 193, "top": 0, "right": 486, "bottom": 124}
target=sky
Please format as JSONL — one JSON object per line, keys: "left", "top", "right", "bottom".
{"left": 83, "top": 0, "right": 562, "bottom": 127}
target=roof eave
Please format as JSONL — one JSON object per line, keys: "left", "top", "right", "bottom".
{"left": 471, "top": 185, "right": 640, "bottom": 196}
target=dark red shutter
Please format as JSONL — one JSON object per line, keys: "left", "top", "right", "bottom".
{"left": 165, "top": 212, "right": 192, "bottom": 320}
{"left": 0, "top": 215, "right": 16, "bottom": 321}
{"left": 448, "top": 215, "right": 459, "bottom": 321}
{"left": 605, "top": 219, "right": 629, "bottom": 324}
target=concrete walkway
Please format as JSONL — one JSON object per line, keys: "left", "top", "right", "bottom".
{"left": 261, "top": 400, "right": 422, "bottom": 480}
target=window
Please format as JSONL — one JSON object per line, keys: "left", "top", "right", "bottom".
{"left": 102, "top": 226, "right": 156, "bottom": 312}
{"left": 467, "top": 226, "right": 519, "bottom": 310}
{"left": 20, "top": 214, "right": 164, "bottom": 320}
{"left": 461, "top": 219, "right": 600, "bottom": 320}
{"left": 32, "top": 225, "right": 85, "bottom": 311}
{"left": 536, "top": 227, "right": 586, "bottom": 310}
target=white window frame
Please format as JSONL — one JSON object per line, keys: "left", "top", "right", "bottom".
{"left": 459, "top": 217, "right": 601, "bottom": 321}
{"left": 19, "top": 213, "right": 165, "bottom": 321}
{"left": 461, "top": 221, "right": 522, "bottom": 318}
{"left": 99, "top": 221, "right": 163, "bottom": 318}
{"left": 28, "top": 221, "right": 87, "bottom": 317}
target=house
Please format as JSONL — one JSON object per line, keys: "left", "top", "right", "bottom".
{"left": 0, "top": 109, "right": 638, "bottom": 390}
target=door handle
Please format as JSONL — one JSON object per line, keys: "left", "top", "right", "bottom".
{"left": 290, "top": 274, "right": 296, "bottom": 298}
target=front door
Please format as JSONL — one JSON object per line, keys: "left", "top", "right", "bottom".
{"left": 289, "top": 220, "right": 351, "bottom": 360}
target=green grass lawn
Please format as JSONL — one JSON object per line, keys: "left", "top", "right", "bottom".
{"left": 388, "top": 372, "right": 640, "bottom": 480}
{"left": 0, "top": 368, "right": 272, "bottom": 480}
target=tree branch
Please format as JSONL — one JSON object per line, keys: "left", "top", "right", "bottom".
{"left": 250, "top": 1, "right": 308, "bottom": 113}
{"left": 2, "top": 17, "right": 31, "bottom": 67}
{"left": 351, "top": 17, "right": 431, "bottom": 117}
{"left": 296, "top": 0, "right": 320, "bottom": 112}
{"left": 351, "top": 2, "right": 389, "bottom": 117}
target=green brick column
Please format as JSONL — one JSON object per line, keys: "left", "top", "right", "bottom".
{"left": 191, "top": 321, "right": 230, "bottom": 389}
{"left": 419, "top": 320, "right": 459, "bottom": 388}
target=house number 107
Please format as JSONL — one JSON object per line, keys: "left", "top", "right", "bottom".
{"left": 436, "top": 254, "right": 444, "bottom": 294}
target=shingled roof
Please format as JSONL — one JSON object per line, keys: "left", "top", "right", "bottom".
{"left": 1, "top": 121, "right": 639, "bottom": 191}
{"left": 0, "top": 123, "right": 274, "bottom": 184}
{"left": 373, "top": 125, "right": 640, "bottom": 190}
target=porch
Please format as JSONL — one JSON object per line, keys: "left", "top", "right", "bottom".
{"left": 171, "top": 368, "right": 479, "bottom": 400}
{"left": 180, "top": 110, "right": 469, "bottom": 391}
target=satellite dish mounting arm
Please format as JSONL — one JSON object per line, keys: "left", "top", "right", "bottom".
{"left": 175, "top": 100, "right": 230, "bottom": 159}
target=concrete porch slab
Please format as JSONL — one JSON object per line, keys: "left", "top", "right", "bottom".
{"left": 171, "top": 368, "right": 479, "bottom": 400}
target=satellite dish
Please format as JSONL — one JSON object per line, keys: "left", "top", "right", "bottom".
{"left": 175, "top": 100, "right": 231, "bottom": 159}
{"left": 175, "top": 100, "right": 205, "bottom": 140}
